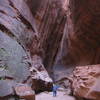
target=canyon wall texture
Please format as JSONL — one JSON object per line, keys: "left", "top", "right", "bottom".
{"left": 0, "top": 0, "right": 100, "bottom": 99}
{"left": 0, "top": 0, "right": 52, "bottom": 99}
{"left": 33, "top": 0, "right": 100, "bottom": 66}
{"left": 26, "top": 0, "right": 100, "bottom": 67}
{"left": 68, "top": 0, "right": 100, "bottom": 65}
{"left": 72, "top": 65, "right": 100, "bottom": 100}
{"left": 26, "top": 0, "right": 70, "bottom": 70}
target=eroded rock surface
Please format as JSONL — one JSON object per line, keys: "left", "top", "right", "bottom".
{"left": 0, "top": 0, "right": 100, "bottom": 100}
{"left": 0, "top": 0, "right": 52, "bottom": 99}
{"left": 30, "top": 55, "right": 53, "bottom": 92}
{"left": 72, "top": 65, "right": 100, "bottom": 100}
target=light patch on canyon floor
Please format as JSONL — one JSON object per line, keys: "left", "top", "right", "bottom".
{"left": 36, "top": 91, "right": 75, "bottom": 100}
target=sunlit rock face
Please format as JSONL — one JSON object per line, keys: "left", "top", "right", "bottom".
{"left": 67, "top": 0, "right": 100, "bottom": 65}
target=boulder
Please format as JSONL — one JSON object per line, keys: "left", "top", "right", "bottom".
{"left": 72, "top": 65, "right": 100, "bottom": 100}
{"left": 0, "top": 80, "right": 14, "bottom": 97}
{"left": 14, "top": 83, "right": 35, "bottom": 100}
{"left": 30, "top": 55, "right": 53, "bottom": 92}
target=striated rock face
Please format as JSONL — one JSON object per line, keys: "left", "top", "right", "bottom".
{"left": 25, "top": 1, "right": 100, "bottom": 97}
{"left": 37, "top": 0, "right": 68, "bottom": 71}
{"left": 67, "top": 0, "right": 100, "bottom": 65}
{"left": 0, "top": 0, "right": 100, "bottom": 99}
{"left": 0, "top": 0, "right": 52, "bottom": 99}
{"left": 0, "top": 0, "right": 36, "bottom": 82}
{"left": 25, "top": 0, "right": 69, "bottom": 67}
{"left": 25, "top": 0, "right": 100, "bottom": 66}
{"left": 72, "top": 65, "right": 100, "bottom": 100}
{"left": 0, "top": 0, "right": 39, "bottom": 55}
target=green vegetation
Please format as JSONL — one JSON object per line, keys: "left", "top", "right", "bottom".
{"left": 0, "top": 77, "right": 5, "bottom": 80}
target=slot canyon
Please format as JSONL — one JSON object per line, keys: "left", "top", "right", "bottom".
{"left": 0, "top": 0, "right": 100, "bottom": 100}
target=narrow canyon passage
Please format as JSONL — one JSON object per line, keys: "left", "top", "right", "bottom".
{"left": 0, "top": 0, "right": 100, "bottom": 100}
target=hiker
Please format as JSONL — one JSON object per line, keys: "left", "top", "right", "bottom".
{"left": 52, "top": 84, "right": 60, "bottom": 97}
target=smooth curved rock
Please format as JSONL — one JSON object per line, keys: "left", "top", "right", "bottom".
{"left": 0, "top": 80, "right": 15, "bottom": 97}
{"left": 0, "top": 31, "right": 30, "bottom": 82}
